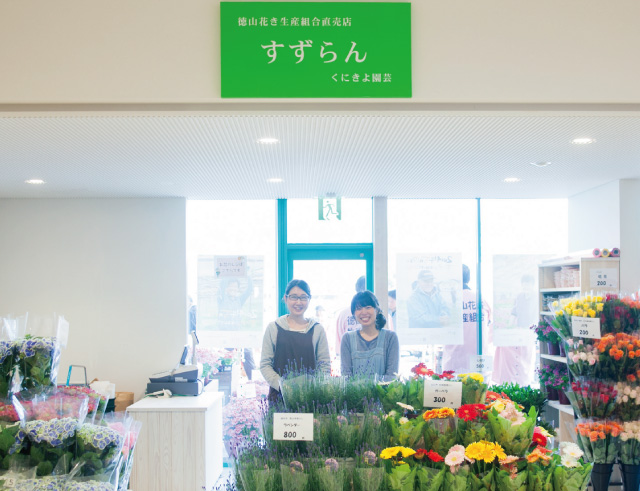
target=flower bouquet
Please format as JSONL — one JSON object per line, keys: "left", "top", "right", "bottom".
{"left": 0, "top": 397, "right": 27, "bottom": 471}
{"left": 56, "top": 386, "right": 106, "bottom": 426}
{"left": 487, "top": 403, "right": 537, "bottom": 457}
{"left": 551, "top": 442, "right": 592, "bottom": 491}
{"left": 600, "top": 293, "right": 639, "bottom": 335}
{"left": 114, "top": 418, "right": 141, "bottom": 491}
{"left": 16, "top": 388, "right": 89, "bottom": 476}
{"left": 456, "top": 404, "right": 492, "bottom": 447}
{"left": 309, "top": 458, "right": 348, "bottom": 491}
{"left": 465, "top": 440, "right": 505, "bottom": 490}
{"left": 574, "top": 420, "right": 621, "bottom": 464}
{"left": 618, "top": 421, "right": 640, "bottom": 465}
{"left": 566, "top": 379, "right": 617, "bottom": 419}
{"left": 422, "top": 408, "right": 457, "bottom": 455}
{"left": 24, "top": 417, "right": 78, "bottom": 476}
{"left": 0, "top": 318, "right": 17, "bottom": 399}
{"left": 618, "top": 421, "right": 640, "bottom": 491}
{"left": 457, "top": 373, "right": 488, "bottom": 405}
{"left": 280, "top": 460, "right": 308, "bottom": 491}
{"left": 74, "top": 423, "right": 124, "bottom": 477}
{"left": 611, "top": 381, "right": 640, "bottom": 421}
{"left": 386, "top": 404, "right": 424, "bottom": 448}
{"left": 565, "top": 339, "right": 600, "bottom": 380}
{"left": 550, "top": 296, "right": 603, "bottom": 342}
{"left": 376, "top": 379, "right": 407, "bottom": 413}
{"left": 412, "top": 448, "right": 446, "bottom": 491}
{"left": 11, "top": 475, "right": 66, "bottom": 490}
{"left": 594, "top": 333, "right": 640, "bottom": 381}
{"left": 495, "top": 455, "right": 528, "bottom": 491}
{"left": 380, "top": 446, "right": 416, "bottom": 491}
{"left": 14, "top": 336, "right": 61, "bottom": 391}
{"left": 353, "top": 450, "right": 385, "bottom": 491}
{"left": 443, "top": 446, "right": 473, "bottom": 491}
{"left": 526, "top": 451, "right": 555, "bottom": 491}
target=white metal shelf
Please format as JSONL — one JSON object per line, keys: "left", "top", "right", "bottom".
{"left": 540, "top": 354, "right": 567, "bottom": 364}
{"left": 540, "top": 287, "right": 581, "bottom": 293}
{"left": 547, "top": 400, "right": 574, "bottom": 415}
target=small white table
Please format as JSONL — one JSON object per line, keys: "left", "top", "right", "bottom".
{"left": 128, "top": 391, "right": 224, "bottom": 491}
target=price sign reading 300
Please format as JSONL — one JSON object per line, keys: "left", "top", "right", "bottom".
{"left": 424, "top": 380, "right": 462, "bottom": 408}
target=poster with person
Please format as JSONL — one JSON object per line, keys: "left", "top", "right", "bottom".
{"left": 197, "top": 255, "right": 264, "bottom": 348}
{"left": 491, "top": 254, "right": 549, "bottom": 385}
{"left": 396, "top": 253, "right": 463, "bottom": 345}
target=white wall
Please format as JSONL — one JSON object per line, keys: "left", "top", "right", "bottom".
{"left": 0, "top": 198, "right": 187, "bottom": 400}
{"left": 569, "top": 179, "right": 640, "bottom": 292}
{"left": 620, "top": 179, "right": 640, "bottom": 292}
{"left": 568, "top": 180, "right": 621, "bottom": 252}
{"left": 2, "top": 0, "right": 640, "bottom": 104}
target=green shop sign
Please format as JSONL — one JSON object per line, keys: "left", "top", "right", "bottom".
{"left": 220, "top": 2, "right": 411, "bottom": 98}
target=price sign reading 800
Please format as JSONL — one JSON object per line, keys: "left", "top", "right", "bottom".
{"left": 571, "top": 317, "right": 601, "bottom": 340}
{"left": 424, "top": 380, "right": 462, "bottom": 408}
{"left": 273, "top": 413, "right": 314, "bottom": 441}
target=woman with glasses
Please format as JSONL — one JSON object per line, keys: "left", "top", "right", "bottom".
{"left": 341, "top": 290, "right": 399, "bottom": 382}
{"left": 260, "top": 279, "right": 331, "bottom": 403}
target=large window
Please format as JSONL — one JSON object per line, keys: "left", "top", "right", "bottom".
{"left": 481, "top": 199, "right": 568, "bottom": 387}
{"left": 186, "top": 200, "right": 277, "bottom": 348}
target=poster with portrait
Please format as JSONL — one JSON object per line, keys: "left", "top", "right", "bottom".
{"left": 197, "top": 255, "right": 264, "bottom": 348}
{"left": 491, "top": 254, "right": 550, "bottom": 347}
{"left": 396, "top": 253, "right": 463, "bottom": 345}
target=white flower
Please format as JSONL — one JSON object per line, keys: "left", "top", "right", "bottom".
{"left": 399, "top": 417, "right": 409, "bottom": 425}
{"left": 580, "top": 352, "right": 587, "bottom": 361}
{"left": 559, "top": 442, "right": 583, "bottom": 459}
{"left": 561, "top": 456, "right": 579, "bottom": 468}
{"left": 624, "top": 386, "right": 632, "bottom": 396}
{"left": 631, "top": 390, "right": 637, "bottom": 399}
{"left": 623, "top": 395, "right": 629, "bottom": 403}
{"left": 397, "top": 402, "right": 415, "bottom": 412}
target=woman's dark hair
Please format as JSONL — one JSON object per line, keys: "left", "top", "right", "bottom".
{"left": 285, "top": 279, "right": 311, "bottom": 297}
{"left": 351, "top": 290, "right": 387, "bottom": 330}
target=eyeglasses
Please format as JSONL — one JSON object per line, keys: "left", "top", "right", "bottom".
{"left": 287, "top": 295, "right": 310, "bottom": 302}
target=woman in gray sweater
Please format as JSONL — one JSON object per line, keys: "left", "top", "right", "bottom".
{"left": 260, "top": 279, "right": 331, "bottom": 403}
{"left": 341, "top": 290, "right": 400, "bottom": 382}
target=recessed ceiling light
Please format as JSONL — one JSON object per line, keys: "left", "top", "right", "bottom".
{"left": 530, "top": 162, "right": 552, "bottom": 168}
{"left": 25, "top": 179, "right": 45, "bottom": 185}
{"left": 267, "top": 178, "right": 283, "bottom": 183}
{"left": 572, "top": 138, "right": 595, "bottom": 145}
{"left": 257, "top": 137, "right": 279, "bottom": 144}
{"left": 503, "top": 177, "right": 521, "bottom": 183}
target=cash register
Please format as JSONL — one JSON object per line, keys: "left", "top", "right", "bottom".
{"left": 147, "top": 336, "right": 204, "bottom": 396}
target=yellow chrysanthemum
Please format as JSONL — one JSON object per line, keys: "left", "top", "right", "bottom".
{"left": 587, "top": 309, "right": 596, "bottom": 318}
{"left": 493, "top": 442, "right": 507, "bottom": 461}
{"left": 573, "top": 308, "right": 583, "bottom": 317}
{"left": 597, "top": 303, "right": 604, "bottom": 312}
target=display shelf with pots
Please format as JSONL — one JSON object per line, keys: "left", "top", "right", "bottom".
{"left": 537, "top": 254, "right": 621, "bottom": 443}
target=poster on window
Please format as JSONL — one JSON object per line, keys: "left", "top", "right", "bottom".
{"left": 197, "top": 255, "right": 264, "bottom": 348}
{"left": 491, "top": 254, "right": 550, "bottom": 347}
{"left": 396, "top": 253, "right": 463, "bottom": 345}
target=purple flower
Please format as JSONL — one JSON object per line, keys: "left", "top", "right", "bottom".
{"left": 363, "top": 450, "right": 377, "bottom": 465}
{"left": 290, "top": 460, "right": 304, "bottom": 473}
{"left": 324, "top": 458, "right": 339, "bottom": 472}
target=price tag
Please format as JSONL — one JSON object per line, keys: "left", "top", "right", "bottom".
{"left": 469, "top": 355, "right": 493, "bottom": 375}
{"left": 571, "top": 317, "right": 601, "bottom": 339}
{"left": 2, "top": 477, "right": 16, "bottom": 487}
{"left": 424, "top": 380, "right": 462, "bottom": 409}
{"left": 273, "top": 413, "right": 314, "bottom": 441}
{"left": 590, "top": 268, "right": 618, "bottom": 289}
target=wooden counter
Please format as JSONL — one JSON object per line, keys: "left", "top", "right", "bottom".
{"left": 128, "top": 391, "right": 224, "bottom": 491}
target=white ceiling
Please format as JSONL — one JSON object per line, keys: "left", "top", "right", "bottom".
{"left": 1, "top": 111, "right": 640, "bottom": 200}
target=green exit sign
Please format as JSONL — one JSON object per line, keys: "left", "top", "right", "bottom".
{"left": 220, "top": 2, "right": 412, "bottom": 98}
